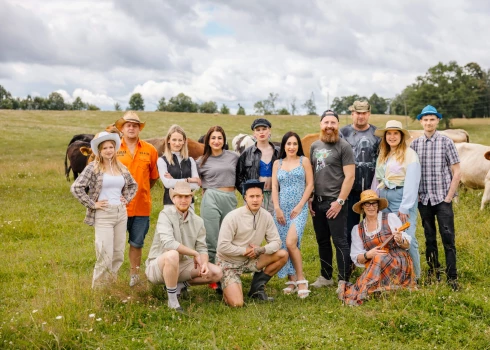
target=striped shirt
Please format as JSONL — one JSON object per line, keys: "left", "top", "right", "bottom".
{"left": 410, "top": 131, "right": 460, "bottom": 205}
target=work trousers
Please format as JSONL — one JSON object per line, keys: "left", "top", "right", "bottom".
{"left": 93, "top": 204, "right": 127, "bottom": 288}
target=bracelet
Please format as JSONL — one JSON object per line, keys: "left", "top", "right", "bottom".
{"left": 363, "top": 252, "right": 369, "bottom": 261}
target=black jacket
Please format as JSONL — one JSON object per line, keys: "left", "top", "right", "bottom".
{"left": 235, "top": 142, "right": 280, "bottom": 194}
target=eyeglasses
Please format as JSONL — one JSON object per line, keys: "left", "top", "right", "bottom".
{"left": 363, "top": 201, "right": 378, "bottom": 207}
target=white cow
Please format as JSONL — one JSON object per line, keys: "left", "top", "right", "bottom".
{"left": 407, "top": 129, "right": 469, "bottom": 144}
{"left": 455, "top": 142, "right": 490, "bottom": 210}
{"left": 232, "top": 133, "right": 255, "bottom": 154}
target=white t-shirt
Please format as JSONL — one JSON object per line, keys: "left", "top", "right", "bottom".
{"left": 98, "top": 173, "right": 125, "bottom": 205}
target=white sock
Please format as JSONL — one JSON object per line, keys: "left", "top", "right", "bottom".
{"left": 166, "top": 286, "right": 180, "bottom": 309}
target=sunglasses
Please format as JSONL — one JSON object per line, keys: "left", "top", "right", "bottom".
{"left": 363, "top": 201, "right": 378, "bottom": 207}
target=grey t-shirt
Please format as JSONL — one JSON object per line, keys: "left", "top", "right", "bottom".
{"left": 310, "top": 138, "right": 355, "bottom": 198}
{"left": 197, "top": 150, "right": 239, "bottom": 189}
{"left": 340, "top": 124, "right": 380, "bottom": 193}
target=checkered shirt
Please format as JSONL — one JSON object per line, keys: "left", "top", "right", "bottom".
{"left": 410, "top": 131, "right": 460, "bottom": 205}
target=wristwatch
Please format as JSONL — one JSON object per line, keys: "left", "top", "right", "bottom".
{"left": 336, "top": 198, "right": 345, "bottom": 206}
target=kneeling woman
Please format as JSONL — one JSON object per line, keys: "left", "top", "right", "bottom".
{"left": 338, "top": 190, "right": 415, "bottom": 306}
{"left": 71, "top": 132, "right": 138, "bottom": 288}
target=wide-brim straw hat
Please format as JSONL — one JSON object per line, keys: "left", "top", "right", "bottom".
{"left": 352, "top": 190, "right": 388, "bottom": 214}
{"left": 90, "top": 131, "right": 121, "bottom": 157}
{"left": 115, "top": 111, "right": 146, "bottom": 131}
{"left": 374, "top": 120, "right": 411, "bottom": 139}
{"left": 169, "top": 181, "right": 196, "bottom": 200}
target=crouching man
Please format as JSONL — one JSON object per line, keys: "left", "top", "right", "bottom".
{"left": 217, "top": 179, "right": 288, "bottom": 307}
{"left": 145, "top": 182, "right": 222, "bottom": 312}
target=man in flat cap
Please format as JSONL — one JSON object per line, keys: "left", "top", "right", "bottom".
{"left": 115, "top": 111, "right": 160, "bottom": 287}
{"left": 340, "top": 101, "right": 380, "bottom": 251}
{"left": 217, "top": 180, "right": 288, "bottom": 307}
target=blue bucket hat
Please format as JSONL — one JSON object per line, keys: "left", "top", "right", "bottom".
{"left": 416, "top": 105, "right": 442, "bottom": 120}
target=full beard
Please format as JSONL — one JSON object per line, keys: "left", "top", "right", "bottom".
{"left": 320, "top": 128, "right": 340, "bottom": 144}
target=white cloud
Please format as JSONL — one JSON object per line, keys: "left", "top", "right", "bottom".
{"left": 1, "top": 0, "right": 489, "bottom": 113}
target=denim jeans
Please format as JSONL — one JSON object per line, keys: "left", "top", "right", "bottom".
{"left": 312, "top": 197, "right": 351, "bottom": 281}
{"left": 346, "top": 190, "right": 362, "bottom": 249}
{"left": 418, "top": 200, "right": 457, "bottom": 280}
{"left": 379, "top": 187, "right": 421, "bottom": 279}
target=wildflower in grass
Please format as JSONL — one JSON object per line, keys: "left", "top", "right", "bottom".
{"left": 55, "top": 316, "right": 62, "bottom": 320}
{"left": 32, "top": 310, "right": 38, "bottom": 313}
{"left": 96, "top": 318, "right": 102, "bottom": 322}
{"left": 89, "top": 314, "right": 95, "bottom": 318}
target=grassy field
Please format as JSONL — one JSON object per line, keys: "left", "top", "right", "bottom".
{"left": 1, "top": 110, "right": 490, "bottom": 349}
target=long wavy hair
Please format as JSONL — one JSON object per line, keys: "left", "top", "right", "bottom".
{"left": 278, "top": 131, "right": 305, "bottom": 159}
{"left": 200, "top": 126, "right": 226, "bottom": 167}
{"left": 163, "top": 124, "right": 189, "bottom": 165}
{"left": 378, "top": 130, "right": 407, "bottom": 165}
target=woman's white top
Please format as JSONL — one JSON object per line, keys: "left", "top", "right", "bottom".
{"left": 350, "top": 212, "right": 412, "bottom": 267}
{"left": 98, "top": 173, "right": 125, "bottom": 205}
{"left": 157, "top": 152, "right": 200, "bottom": 190}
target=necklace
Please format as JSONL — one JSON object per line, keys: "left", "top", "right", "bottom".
{"left": 363, "top": 218, "right": 379, "bottom": 234}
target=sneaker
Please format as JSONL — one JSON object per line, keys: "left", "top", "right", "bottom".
{"left": 129, "top": 274, "right": 140, "bottom": 287}
{"left": 310, "top": 276, "right": 334, "bottom": 288}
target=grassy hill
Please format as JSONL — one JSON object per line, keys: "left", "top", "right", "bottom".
{"left": 1, "top": 110, "right": 489, "bottom": 349}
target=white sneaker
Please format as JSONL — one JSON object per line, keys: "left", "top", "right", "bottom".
{"left": 310, "top": 276, "right": 334, "bottom": 288}
{"left": 129, "top": 274, "right": 140, "bottom": 287}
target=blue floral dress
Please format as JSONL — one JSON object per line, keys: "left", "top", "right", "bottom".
{"left": 274, "top": 157, "right": 308, "bottom": 278}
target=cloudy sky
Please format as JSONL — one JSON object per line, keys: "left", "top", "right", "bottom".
{"left": 1, "top": 0, "right": 490, "bottom": 113}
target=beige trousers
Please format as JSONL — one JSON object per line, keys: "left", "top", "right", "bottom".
{"left": 93, "top": 204, "right": 127, "bottom": 288}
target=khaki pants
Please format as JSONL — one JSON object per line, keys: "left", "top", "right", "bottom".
{"left": 93, "top": 204, "right": 127, "bottom": 288}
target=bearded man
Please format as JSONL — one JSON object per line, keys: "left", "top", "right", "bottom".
{"left": 308, "top": 110, "right": 355, "bottom": 291}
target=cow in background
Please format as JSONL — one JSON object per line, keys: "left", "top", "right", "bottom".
{"left": 455, "top": 142, "right": 490, "bottom": 210}
{"left": 65, "top": 140, "right": 91, "bottom": 180}
{"left": 232, "top": 134, "right": 255, "bottom": 154}
{"left": 65, "top": 134, "right": 94, "bottom": 181}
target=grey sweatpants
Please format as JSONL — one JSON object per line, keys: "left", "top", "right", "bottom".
{"left": 201, "top": 189, "right": 237, "bottom": 263}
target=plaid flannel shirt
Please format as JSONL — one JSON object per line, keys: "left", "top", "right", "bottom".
{"left": 410, "top": 131, "right": 460, "bottom": 206}
{"left": 70, "top": 162, "right": 138, "bottom": 226}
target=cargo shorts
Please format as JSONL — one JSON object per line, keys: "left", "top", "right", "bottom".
{"left": 216, "top": 257, "right": 262, "bottom": 289}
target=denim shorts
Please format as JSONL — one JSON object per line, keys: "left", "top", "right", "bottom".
{"left": 127, "top": 216, "right": 150, "bottom": 248}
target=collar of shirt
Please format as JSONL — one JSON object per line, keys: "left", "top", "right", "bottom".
{"left": 423, "top": 131, "right": 440, "bottom": 142}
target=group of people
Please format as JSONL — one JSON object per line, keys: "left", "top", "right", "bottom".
{"left": 71, "top": 101, "right": 461, "bottom": 310}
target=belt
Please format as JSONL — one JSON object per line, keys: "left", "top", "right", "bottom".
{"left": 315, "top": 195, "right": 336, "bottom": 202}
{"left": 387, "top": 186, "right": 404, "bottom": 190}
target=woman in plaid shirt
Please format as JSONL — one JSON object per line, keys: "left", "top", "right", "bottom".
{"left": 71, "top": 132, "right": 138, "bottom": 288}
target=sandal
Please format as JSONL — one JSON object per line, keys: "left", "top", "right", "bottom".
{"left": 282, "top": 281, "right": 297, "bottom": 294}
{"left": 296, "top": 280, "right": 311, "bottom": 299}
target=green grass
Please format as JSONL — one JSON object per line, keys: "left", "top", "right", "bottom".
{"left": 1, "top": 110, "right": 490, "bottom": 349}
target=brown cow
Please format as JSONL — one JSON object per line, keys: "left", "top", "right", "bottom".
{"left": 301, "top": 133, "right": 321, "bottom": 159}
{"left": 66, "top": 140, "right": 91, "bottom": 180}
{"left": 65, "top": 134, "right": 94, "bottom": 180}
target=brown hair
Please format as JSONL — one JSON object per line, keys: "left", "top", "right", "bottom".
{"left": 163, "top": 125, "right": 189, "bottom": 165}
{"left": 378, "top": 130, "right": 407, "bottom": 165}
{"left": 200, "top": 126, "right": 226, "bottom": 167}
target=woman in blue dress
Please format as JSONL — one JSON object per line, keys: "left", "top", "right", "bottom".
{"left": 272, "top": 131, "right": 314, "bottom": 298}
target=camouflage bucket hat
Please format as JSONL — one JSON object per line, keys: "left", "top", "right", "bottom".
{"left": 348, "top": 100, "right": 371, "bottom": 113}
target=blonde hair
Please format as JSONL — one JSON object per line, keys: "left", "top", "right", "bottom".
{"left": 93, "top": 140, "right": 126, "bottom": 174}
{"left": 378, "top": 130, "right": 407, "bottom": 165}
{"left": 163, "top": 125, "right": 189, "bottom": 165}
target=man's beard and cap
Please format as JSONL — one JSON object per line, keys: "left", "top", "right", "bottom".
{"left": 320, "top": 110, "right": 340, "bottom": 144}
